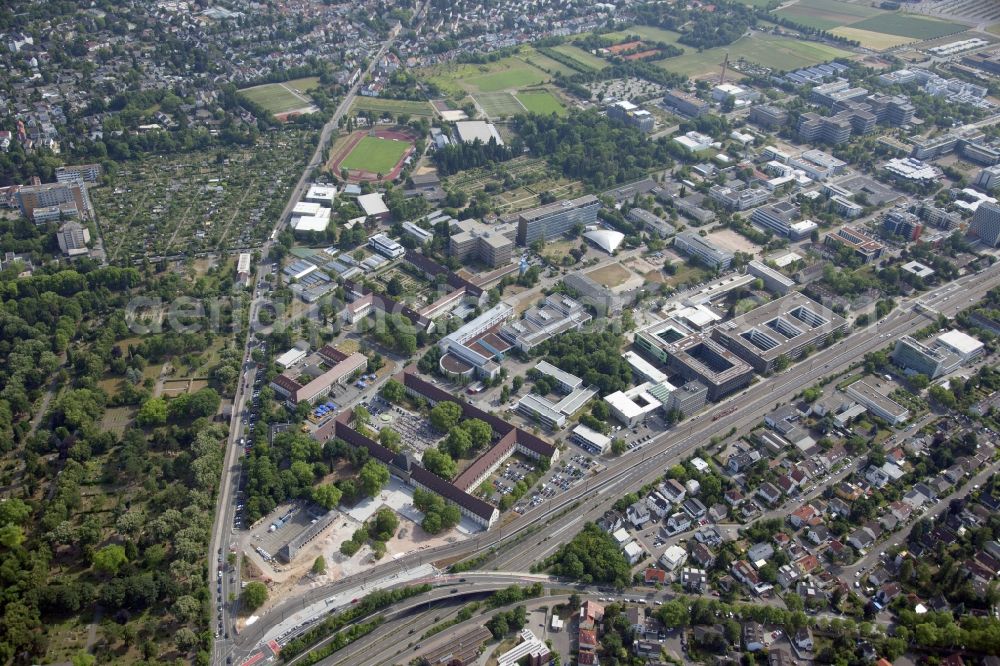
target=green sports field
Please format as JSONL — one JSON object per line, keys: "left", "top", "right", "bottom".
{"left": 339, "top": 136, "right": 411, "bottom": 174}
{"left": 238, "top": 77, "right": 320, "bottom": 114}
{"left": 465, "top": 65, "right": 548, "bottom": 92}
{"left": 475, "top": 91, "right": 525, "bottom": 118}
{"left": 849, "top": 13, "right": 967, "bottom": 40}
{"left": 350, "top": 97, "right": 436, "bottom": 118}
{"left": 516, "top": 90, "right": 567, "bottom": 116}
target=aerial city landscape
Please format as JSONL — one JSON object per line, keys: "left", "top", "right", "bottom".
{"left": 3, "top": 0, "right": 1000, "bottom": 664}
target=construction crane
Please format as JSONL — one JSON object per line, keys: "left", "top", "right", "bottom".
{"left": 719, "top": 52, "right": 730, "bottom": 85}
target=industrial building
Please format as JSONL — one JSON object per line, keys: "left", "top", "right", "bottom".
{"left": 515, "top": 195, "right": 601, "bottom": 246}
{"left": 357, "top": 192, "right": 390, "bottom": 220}
{"left": 712, "top": 293, "right": 848, "bottom": 374}
{"left": 673, "top": 232, "right": 734, "bottom": 270}
{"left": 499, "top": 294, "right": 592, "bottom": 352}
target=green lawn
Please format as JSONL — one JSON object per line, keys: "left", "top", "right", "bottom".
{"left": 238, "top": 77, "right": 320, "bottom": 114}
{"left": 515, "top": 90, "right": 567, "bottom": 116}
{"left": 550, "top": 44, "right": 610, "bottom": 72}
{"left": 623, "top": 25, "right": 684, "bottom": 44}
{"left": 653, "top": 32, "right": 853, "bottom": 76}
{"left": 350, "top": 97, "right": 436, "bottom": 118}
{"left": 850, "top": 12, "right": 967, "bottom": 40}
{"left": 521, "top": 51, "right": 580, "bottom": 77}
{"left": 340, "top": 136, "right": 411, "bottom": 174}
{"left": 465, "top": 64, "right": 548, "bottom": 92}
{"left": 773, "top": 8, "right": 846, "bottom": 31}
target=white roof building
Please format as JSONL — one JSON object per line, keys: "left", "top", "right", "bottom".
{"left": 660, "top": 544, "right": 688, "bottom": 570}
{"left": 292, "top": 201, "right": 323, "bottom": 217}
{"left": 291, "top": 206, "right": 331, "bottom": 233}
{"left": 276, "top": 347, "right": 307, "bottom": 369}
{"left": 936, "top": 329, "right": 984, "bottom": 361}
{"left": 623, "top": 350, "right": 668, "bottom": 384}
{"left": 454, "top": 121, "right": 504, "bottom": 145}
{"left": 583, "top": 229, "right": 625, "bottom": 253}
{"left": 304, "top": 184, "right": 336, "bottom": 206}
{"left": 605, "top": 382, "right": 663, "bottom": 427}
{"left": 357, "top": 193, "right": 389, "bottom": 217}
{"left": 623, "top": 541, "right": 645, "bottom": 564}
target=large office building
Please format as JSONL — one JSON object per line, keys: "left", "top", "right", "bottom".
{"left": 750, "top": 202, "right": 817, "bottom": 240}
{"left": 709, "top": 185, "right": 769, "bottom": 211}
{"left": 515, "top": 195, "right": 600, "bottom": 246}
{"left": 845, "top": 380, "right": 909, "bottom": 426}
{"left": 975, "top": 165, "right": 1000, "bottom": 192}
{"left": 627, "top": 207, "right": 676, "bottom": 238}
{"left": 749, "top": 105, "right": 788, "bottom": 130}
{"left": 607, "top": 100, "right": 655, "bottom": 133}
{"left": 663, "top": 90, "right": 710, "bottom": 117}
{"left": 882, "top": 208, "right": 923, "bottom": 242}
{"left": 635, "top": 320, "right": 753, "bottom": 401}
{"left": 16, "top": 181, "right": 92, "bottom": 222}
{"left": 892, "top": 336, "right": 961, "bottom": 379}
{"left": 748, "top": 261, "right": 795, "bottom": 295}
{"left": 517, "top": 361, "right": 596, "bottom": 429}
{"left": 712, "top": 293, "right": 848, "bottom": 374}
{"left": 673, "top": 232, "right": 734, "bottom": 270}
{"left": 825, "top": 227, "right": 885, "bottom": 263}
{"left": 970, "top": 200, "right": 1000, "bottom": 247}
{"left": 449, "top": 219, "right": 516, "bottom": 267}
{"left": 55, "top": 163, "right": 101, "bottom": 184}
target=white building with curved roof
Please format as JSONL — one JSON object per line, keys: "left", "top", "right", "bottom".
{"left": 584, "top": 229, "right": 625, "bottom": 253}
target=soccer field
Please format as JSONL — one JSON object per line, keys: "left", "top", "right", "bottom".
{"left": 339, "top": 136, "right": 411, "bottom": 174}
{"left": 238, "top": 77, "right": 320, "bottom": 114}
{"left": 516, "top": 90, "right": 567, "bottom": 116}
{"left": 475, "top": 92, "right": 525, "bottom": 118}
{"left": 465, "top": 65, "right": 548, "bottom": 92}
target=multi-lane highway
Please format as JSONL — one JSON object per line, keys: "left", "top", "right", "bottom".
{"left": 207, "top": 13, "right": 423, "bottom": 664}
{"left": 226, "top": 262, "right": 1000, "bottom": 663}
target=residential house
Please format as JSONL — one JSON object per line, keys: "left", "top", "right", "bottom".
{"left": 660, "top": 478, "right": 687, "bottom": 503}
{"left": 645, "top": 567, "right": 668, "bottom": 585}
{"left": 682, "top": 498, "right": 708, "bottom": 519}
{"left": 808, "top": 525, "right": 830, "bottom": 545}
{"left": 681, "top": 567, "right": 708, "bottom": 592}
{"left": 790, "top": 504, "right": 819, "bottom": 528}
{"left": 690, "top": 542, "right": 716, "bottom": 568}
{"left": 628, "top": 500, "right": 652, "bottom": 528}
{"left": 794, "top": 627, "right": 814, "bottom": 651}
{"left": 747, "top": 542, "right": 774, "bottom": 563}
{"left": 743, "top": 622, "right": 765, "bottom": 652}
{"left": 777, "top": 564, "right": 800, "bottom": 589}
{"left": 757, "top": 482, "right": 782, "bottom": 505}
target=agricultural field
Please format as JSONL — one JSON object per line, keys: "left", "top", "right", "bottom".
{"left": 238, "top": 76, "right": 320, "bottom": 114}
{"left": 91, "top": 128, "right": 315, "bottom": 261}
{"left": 515, "top": 89, "right": 567, "bottom": 116}
{"left": 521, "top": 50, "right": 580, "bottom": 77}
{"left": 830, "top": 27, "right": 917, "bottom": 49}
{"left": 849, "top": 12, "right": 967, "bottom": 40}
{"left": 475, "top": 91, "right": 525, "bottom": 118}
{"left": 653, "top": 31, "right": 854, "bottom": 76}
{"left": 774, "top": 0, "right": 882, "bottom": 31}
{"left": 549, "top": 44, "right": 610, "bottom": 72}
{"left": 350, "top": 97, "right": 436, "bottom": 118}
{"left": 339, "top": 136, "right": 412, "bottom": 174}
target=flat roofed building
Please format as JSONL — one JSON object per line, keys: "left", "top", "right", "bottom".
{"left": 751, "top": 201, "right": 802, "bottom": 238}
{"left": 449, "top": 219, "right": 516, "bottom": 267}
{"left": 516, "top": 195, "right": 600, "bottom": 245}
{"left": 825, "top": 227, "right": 885, "bottom": 263}
{"left": 970, "top": 200, "right": 1000, "bottom": 247}
{"left": 534, "top": 360, "right": 583, "bottom": 393}
{"left": 845, "top": 380, "right": 910, "bottom": 425}
{"left": 604, "top": 382, "right": 664, "bottom": 427}
{"left": 16, "top": 181, "right": 92, "bottom": 222}
{"left": 663, "top": 333, "right": 754, "bottom": 401}
{"left": 276, "top": 347, "right": 307, "bottom": 369}
{"left": 304, "top": 183, "right": 336, "bottom": 206}
{"left": 55, "top": 163, "right": 101, "bottom": 184}
{"left": 748, "top": 261, "right": 794, "bottom": 295}
{"left": 368, "top": 233, "right": 405, "bottom": 258}
{"left": 517, "top": 393, "right": 567, "bottom": 429}
{"left": 571, "top": 424, "right": 611, "bottom": 455}
{"left": 357, "top": 192, "right": 390, "bottom": 220}
{"left": 499, "top": 294, "right": 592, "bottom": 352}
{"left": 674, "top": 232, "right": 734, "bottom": 270}
{"left": 892, "top": 335, "right": 960, "bottom": 379}
{"left": 627, "top": 207, "right": 676, "bottom": 238}
{"left": 624, "top": 350, "right": 668, "bottom": 384}
{"left": 711, "top": 292, "right": 848, "bottom": 374}
{"left": 56, "top": 220, "right": 90, "bottom": 256}
{"left": 402, "top": 220, "right": 434, "bottom": 245}
{"left": 454, "top": 121, "right": 504, "bottom": 145}
{"left": 663, "top": 89, "right": 709, "bottom": 117}
{"left": 439, "top": 302, "right": 514, "bottom": 379}
{"left": 936, "top": 329, "right": 984, "bottom": 362}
